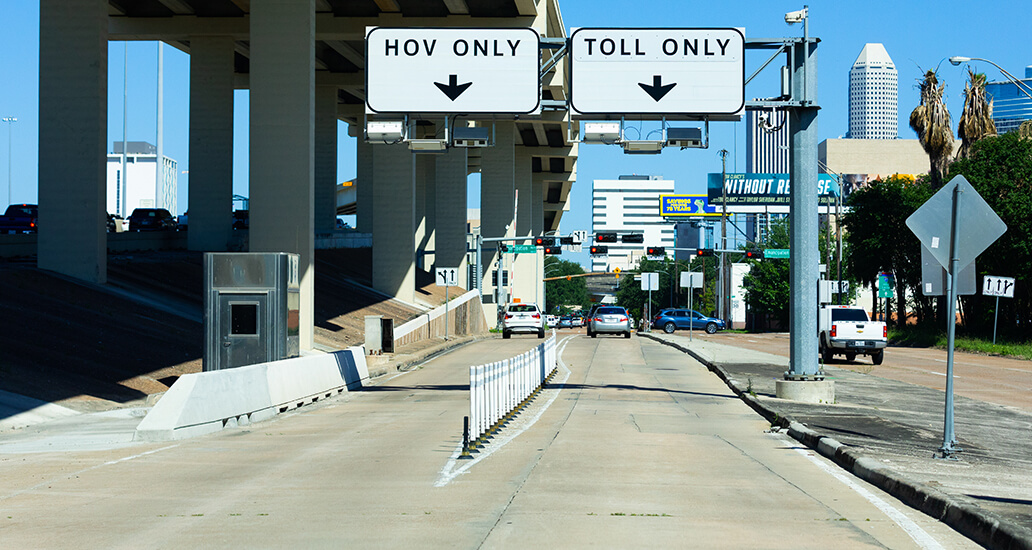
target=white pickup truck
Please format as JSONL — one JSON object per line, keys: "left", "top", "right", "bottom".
{"left": 818, "top": 305, "right": 887, "bottom": 365}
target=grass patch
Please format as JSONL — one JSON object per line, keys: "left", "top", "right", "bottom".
{"left": 889, "top": 324, "right": 1032, "bottom": 360}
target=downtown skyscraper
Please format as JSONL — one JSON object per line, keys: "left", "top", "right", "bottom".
{"left": 847, "top": 43, "right": 898, "bottom": 139}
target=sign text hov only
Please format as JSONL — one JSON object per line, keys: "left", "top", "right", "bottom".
{"left": 570, "top": 28, "right": 745, "bottom": 115}
{"left": 366, "top": 27, "right": 540, "bottom": 114}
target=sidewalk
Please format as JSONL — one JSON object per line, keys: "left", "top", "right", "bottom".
{"left": 642, "top": 332, "right": 1032, "bottom": 550}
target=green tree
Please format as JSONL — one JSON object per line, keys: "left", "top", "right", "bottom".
{"left": 947, "top": 132, "right": 1032, "bottom": 339}
{"left": 841, "top": 175, "right": 934, "bottom": 326}
{"left": 543, "top": 257, "right": 590, "bottom": 315}
{"left": 909, "top": 70, "right": 954, "bottom": 188}
{"left": 743, "top": 218, "right": 791, "bottom": 328}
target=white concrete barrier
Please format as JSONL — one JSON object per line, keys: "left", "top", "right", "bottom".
{"left": 135, "top": 346, "right": 369, "bottom": 441}
{"left": 468, "top": 334, "right": 556, "bottom": 447}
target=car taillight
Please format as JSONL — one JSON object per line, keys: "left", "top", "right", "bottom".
{"left": 619, "top": 317, "right": 627, "bottom": 322}
{"left": 594, "top": 317, "right": 602, "bottom": 322}
{"left": 830, "top": 325, "right": 837, "bottom": 338}
{"left": 504, "top": 314, "right": 513, "bottom": 319}
{"left": 883, "top": 325, "right": 887, "bottom": 338}
{"left": 532, "top": 314, "right": 540, "bottom": 319}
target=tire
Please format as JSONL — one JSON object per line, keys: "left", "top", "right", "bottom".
{"left": 538, "top": 328, "right": 545, "bottom": 339}
{"left": 502, "top": 331, "right": 511, "bottom": 339}
{"left": 624, "top": 331, "right": 631, "bottom": 339}
{"left": 845, "top": 352, "right": 856, "bottom": 362}
{"left": 705, "top": 322, "right": 718, "bottom": 335}
{"left": 821, "top": 345, "right": 834, "bottom": 364}
{"left": 664, "top": 322, "right": 676, "bottom": 334}
{"left": 872, "top": 351, "right": 884, "bottom": 365}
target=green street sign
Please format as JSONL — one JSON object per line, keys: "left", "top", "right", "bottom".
{"left": 511, "top": 244, "right": 537, "bottom": 254}
{"left": 878, "top": 273, "right": 894, "bottom": 298}
{"left": 765, "top": 248, "right": 790, "bottom": 259}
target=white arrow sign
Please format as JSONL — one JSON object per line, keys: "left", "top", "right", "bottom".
{"left": 366, "top": 27, "right": 540, "bottom": 114}
{"left": 435, "top": 267, "right": 459, "bottom": 287}
{"left": 570, "top": 28, "right": 745, "bottom": 116}
{"left": 983, "top": 275, "right": 1015, "bottom": 298}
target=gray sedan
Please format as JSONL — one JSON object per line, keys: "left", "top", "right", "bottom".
{"left": 587, "top": 306, "right": 633, "bottom": 338}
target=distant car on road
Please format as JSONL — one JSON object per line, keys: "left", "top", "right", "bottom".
{"left": 0, "top": 204, "right": 38, "bottom": 234}
{"left": 128, "top": 208, "right": 177, "bottom": 232}
{"left": 501, "top": 303, "right": 545, "bottom": 339}
{"left": 652, "top": 309, "right": 725, "bottom": 334}
{"left": 558, "top": 316, "right": 573, "bottom": 329}
{"left": 587, "top": 306, "right": 633, "bottom": 338}
{"left": 546, "top": 315, "right": 558, "bottom": 328}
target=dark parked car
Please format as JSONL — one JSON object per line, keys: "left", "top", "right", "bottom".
{"left": 128, "top": 208, "right": 177, "bottom": 231}
{"left": 233, "top": 210, "right": 249, "bottom": 230}
{"left": 652, "top": 309, "right": 726, "bottom": 334}
{"left": 0, "top": 204, "right": 38, "bottom": 233}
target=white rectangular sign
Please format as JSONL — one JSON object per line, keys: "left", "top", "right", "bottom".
{"left": 641, "top": 272, "right": 660, "bottom": 291}
{"left": 435, "top": 267, "right": 459, "bottom": 287}
{"left": 983, "top": 275, "right": 1015, "bottom": 298}
{"left": 570, "top": 27, "right": 745, "bottom": 116}
{"left": 680, "top": 271, "right": 704, "bottom": 289}
{"left": 366, "top": 27, "right": 540, "bottom": 114}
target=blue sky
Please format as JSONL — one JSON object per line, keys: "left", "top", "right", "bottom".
{"left": 1, "top": 1, "right": 1027, "bottom": 267}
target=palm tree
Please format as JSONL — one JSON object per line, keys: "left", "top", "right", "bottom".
{"left": 957, "top": 68, "right": 997, "bottom": 158}
{"left": 909, "top": 70, "right": 954, "bottom": 187}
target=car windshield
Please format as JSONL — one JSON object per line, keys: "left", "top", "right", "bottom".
{"left": 508, "top": 304, "right": 537, "bottom": 313}
{"left": 597, "top": 307, "right": 625, "bottom": 315}
{"left": 831, "top": 308, "right": 869, "bottom": 322}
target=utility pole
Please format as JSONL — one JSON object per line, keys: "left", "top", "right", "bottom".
{"left": 718, "top": 149, "right": 730, "bottom": 327}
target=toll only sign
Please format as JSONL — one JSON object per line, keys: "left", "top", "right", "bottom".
{"left": 570, "top": 28, "right": 745, "bottom": 116}
{"left": 366, "top": 27, "right": 540, "bottom": 114}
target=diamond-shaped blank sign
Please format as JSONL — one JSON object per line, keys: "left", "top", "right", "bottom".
{"left": 905, "top": 175, "right": 1006, "bottom": 272}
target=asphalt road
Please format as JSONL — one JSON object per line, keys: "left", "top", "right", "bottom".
{"left": 704, "top": 331, "right": 1032, "bottom": 412}
{"left": 0, "top": 333, "right": 978, "bottom": 548}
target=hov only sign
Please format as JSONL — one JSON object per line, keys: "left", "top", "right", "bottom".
{"left": 366, "top": 27, "right": 540, "bottom": 114}
{"left": 570, "top": 28, "right": 745, "bottom": 116}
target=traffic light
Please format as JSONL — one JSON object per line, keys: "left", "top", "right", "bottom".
{"left": 595, "top": 232, "right": 618, "bottom": 243}
{"left": 621, "top": 233, "right": 644, "bottom": 243}
{"left": 744, "top": 249, "right": 764, "bottom": 259}
{"left": 535, "top": 236, "right": 556, "bottom": 247}
{"left": 589, "top": 245, "right": 608, "bottom": 255}
{"left": 696, "top": 248, "right": 715, "bottom": 257}
{"left": 646, "top": 246, "right": 666, "bottom": 257}
{"left": 544, "top": 246, "right": 562, "bottom": 255}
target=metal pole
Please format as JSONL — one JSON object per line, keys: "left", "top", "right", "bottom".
{"left": 836, "top": 191, "right": 843, "bottom": 305}
{"left": 787, "top": 22, "right": 820, "bottom": 379}
{"left": 718, "top": 150, "right": 729, "bottom": 325}
{"left": 993, "top": 296, "right": 999, "bottom": 345}
{"left": 940, "top": 184, "right": 962, "bottom": 458}
{"left": 3, "top": 117, "right": 14, "bottom": 206}
{"left": 121, "top": 42, "right": 129, "bottom": 218}
{"left": 156, "top": 41, "right": 164, "bottom": 210}
{"left": 445, "top": 284, "right": 450, "bottom": 341}
{"left": 689, "top": 281, "right": 694, "bottom": 342}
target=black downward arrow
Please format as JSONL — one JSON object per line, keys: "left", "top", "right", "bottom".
{"left": 638, "top": 75, "right": 676, "bottom": 102}
{"left": 434, "top": 75, "right": 473, "bottom": 101}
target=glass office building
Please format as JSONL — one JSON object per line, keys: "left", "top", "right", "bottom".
{"left": 986, "top": 66, "right": 1032, "bottom": 134}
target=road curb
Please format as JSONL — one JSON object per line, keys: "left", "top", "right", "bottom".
{"left": 641, "top": 332, "right": 1032, "bottom": 550}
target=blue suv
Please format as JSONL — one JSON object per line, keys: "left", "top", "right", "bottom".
{"left": 652, "top": 309, "right": 725, "bottom": 334}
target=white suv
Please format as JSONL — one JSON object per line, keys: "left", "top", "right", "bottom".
{"left": 502, "top": 303, "right": 545, "bottom": 339}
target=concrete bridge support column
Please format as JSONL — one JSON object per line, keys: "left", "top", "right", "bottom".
{"left": 314, "top": 86, "right": 338, "bottom": 235}
{"left": 533, "top": 177, "right": 546, "bottom": 312}
{"left": 480, "top": 122, "right": 516, "bottom": 311}
{"left": 372, "top": 144, "right": 416, "bottom": 304}
{"left": 435, "top": 148, "right": 468, "bottom": 289}
{"left": 248, "top": 0, "right": 315, "bottom": 350}
{"left": 187, "top": 36, "right": 235, "bottom": 252}
{"left": 512, "top": 147, "right": 537, "bottom": 305}
{"left": 416, "top": 155, "right": 437, "bottom": 271}
{"left": 355, "top": 136, "right": 373, "bottom": 232}
{"left": 38, "top": 0, "right": 108, "bottom": 283}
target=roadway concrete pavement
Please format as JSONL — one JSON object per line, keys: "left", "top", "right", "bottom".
{"left": 643, "top": 331, "right": 1032, "bottom": 550}
{"left": 0, "top": 332, "right": 980, "bottom": 548}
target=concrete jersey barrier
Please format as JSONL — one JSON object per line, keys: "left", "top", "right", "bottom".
{"left": 135, "top": 346, "right": 369, "bottom": 441}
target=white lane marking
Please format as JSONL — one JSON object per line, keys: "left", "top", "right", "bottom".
{"left": 0, "top": 444, "right": 179, "bottom": 502}
{"left": 776, "top": 433, "right": 944, "bottom": 550}
{"left": 434, "top": 336, "right": 575, "bottom": 488}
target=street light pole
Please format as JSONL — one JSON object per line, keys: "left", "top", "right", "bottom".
{"left": 2, "top": 117, "right": 15, "bottom": 206}
{"left": 718, "top": 149, "right": 729, "bottom": 326}
{"left": 949, "top": 56, "right": 1032, "bottom": 101}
